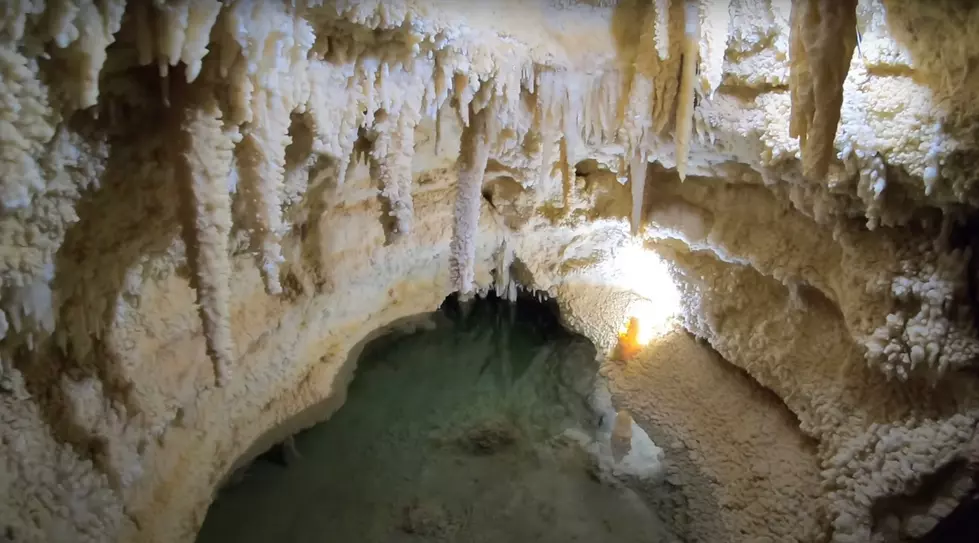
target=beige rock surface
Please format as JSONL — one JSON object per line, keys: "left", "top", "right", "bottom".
{"left": 1, "top": 1, "right": 978, "bottom": 542}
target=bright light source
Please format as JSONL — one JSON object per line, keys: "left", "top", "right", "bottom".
{"left": 627, "top": 300, "right": 674, "bottom": 345}
{"left": 606, "top": 241, "right": 682, "bottom": 352}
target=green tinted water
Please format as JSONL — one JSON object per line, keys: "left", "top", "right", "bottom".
{"left": 196, "top": 297, "right": 671, "bottom": 543}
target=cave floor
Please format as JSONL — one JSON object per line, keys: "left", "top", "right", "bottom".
{"left": 196, "top": 299, "right": 678, "bottom": 543}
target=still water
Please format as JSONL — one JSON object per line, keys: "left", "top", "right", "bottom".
{"left": 196, "top": 295, "right": 671, "bottom": 543}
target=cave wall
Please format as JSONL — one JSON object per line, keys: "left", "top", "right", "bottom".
{"left": 1, "top": 1, "right": 979, "bottom": 542}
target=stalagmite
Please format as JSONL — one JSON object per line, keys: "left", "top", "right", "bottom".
{"left": 788, "top": 0, "right": 859, "bottom": 180}
{"left": 449, "top": 99, "right": 494, "bottom": 296}
{"left": 675, "top": 1, "right": 701, "bottom": 180}
{"left": 176, "top": 91, "right": 237, "bottom": 387}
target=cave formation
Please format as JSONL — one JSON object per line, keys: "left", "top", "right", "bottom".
{"left": 1, "top": 1, "right": 979, "bottom": 542}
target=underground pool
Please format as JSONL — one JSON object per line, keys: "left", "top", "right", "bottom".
{"left": 195, "top": 293, "right": 677, "bottom": 543}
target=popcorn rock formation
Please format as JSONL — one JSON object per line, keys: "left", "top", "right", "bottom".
{"left": 1, "top": 1, "right": 978, "bottom": 542}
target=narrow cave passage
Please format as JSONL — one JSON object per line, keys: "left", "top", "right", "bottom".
{"left": 195, "top": 292, "right": 676, "bottom": 543}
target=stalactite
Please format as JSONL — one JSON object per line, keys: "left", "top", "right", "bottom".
{"left": 651, "top": 1, "right": 683, "bottom": 134}
{"left": 598, "top": 72, "right": 619, "bottom": 144}
{"left": 619, "top": 1, "right": 659, "bottom": 152}
{"left": 492, "top": 63, "right": 524, "bottom": 131}
{"left": 369, "top": 108, "right": 418, "bottom": 240}
{"left": 582, "top": 79, "right": 595, "bottom": 144}
{"left": 535, "top": 69, "right": 558, "bottom": 195}
{"left": 435, "top": 104, "right": 444, "bottom": 155}
{"left": 562, "top": 82, "right": 580, "bottom": 169}
{"left": 303, "top": 62, "right": 363, "bottom": 188}
{"left": 675, "top": 0, "right": 701, "bottom": 180}
{"left": 538, "top": 128, "right": 555, "bottom": 194}
{"left": 180, "top": 2, "right": 223, "bottom": 83}
{"left": 176, "top": 90, "right": 237, "bottom": 387}
{"left": 560, "top": 80, "right": 579, "bottom": 207}
{"left": 336, "top": 103, "right": 361, "bottom": 189}
{"left": 806, "top": 0, "right": 858, "bottom": 180}
{"left": 494, "top": 235, "right": 516, "bottom": 302}
{"left": 449, "top": 98, "right": 494, "bottom": 297}
{"left": 433, "top": 50, "right": 452, "bottom": 111}
{"left": 360, "top": 60, "right": 380, "bottom": 129}
{"left": 237, "top": 90, "right": 291, "bottom": 295}
{"left": 155, "top": 1, "right": 190, "bottom": 77}
{"left": 789, "top": 0, "right": 859, "bottom": 180}
{"left": 454, "top": 73, "right": 476, "bottom": 128}
{"left": 789, "top": 0, "right": 816, "bottom": 165}
{"left": 789, "top": 0, "right": 814, "bottom": 147}
{"left": 213, "top": 2, "right": 314, "bottom": 126}
{"left": 584, "top": 71, "right": 620, "bottom": 146}
{"left": 654, "top": 0, "right": 672, "bottom": 61}
{"left": 630, "top": 153, "right": 647, "bottom": 235}
{"left": 698, "top": 0, "right": 731, "bottom": 98}
{"left": 133, "top": 2, "right": 154, "bottom": 65}
{"left": 559, "top": 136, "right": 573, "bottom": 208}
{"left": 39, "top": 0, "right": 127, "bottom": 111}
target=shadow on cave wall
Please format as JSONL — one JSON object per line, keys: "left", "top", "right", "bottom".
{"left": 873, "top": 458, "right": 979, "bottom": 543}
{"left": 13, "top": 62, "right": 180, "bottom": 490}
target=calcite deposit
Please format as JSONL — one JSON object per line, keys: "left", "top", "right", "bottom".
{"left": 1, "top": 1, "right": 978, "bottom": 542}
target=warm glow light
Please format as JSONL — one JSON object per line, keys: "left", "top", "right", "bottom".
{"left": 628, "top": 301, "right": 673, "bottom": 345}
{"left": 605, "top": 241, "right": 682, "bottom": 357}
